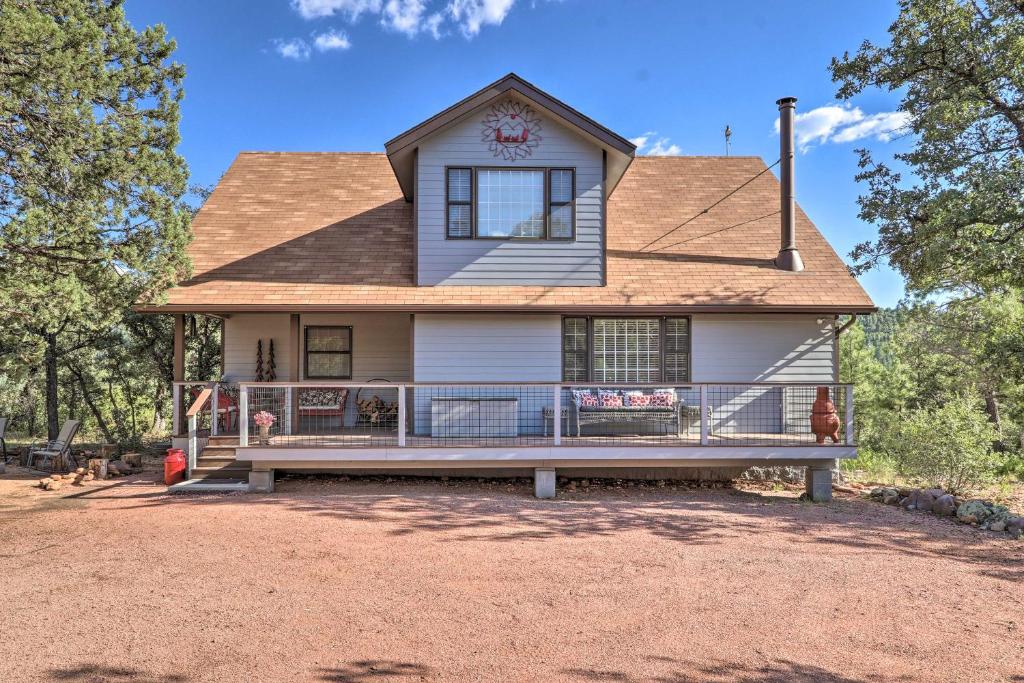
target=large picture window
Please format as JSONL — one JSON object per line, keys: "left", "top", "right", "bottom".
{"left": 445, "top": 167, "right": 575, "bottom": 240}
{"left": 562, "top": 317, "right": 691, "bottom": 383}
{"left": 304, "top": 326, "right": 352, "bottom": 379}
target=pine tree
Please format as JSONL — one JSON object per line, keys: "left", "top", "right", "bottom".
{"left": 0, "top": 1, "right": 191, "bottom": 439}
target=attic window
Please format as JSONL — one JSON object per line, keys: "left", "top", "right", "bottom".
{"left": 445, "top": 167, "right": 576, "bottom": 240}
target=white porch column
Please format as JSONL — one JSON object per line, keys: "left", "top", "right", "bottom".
{"left": 397, "top": 385, "right": 407, "bottom": 447}
{"left": 552, "top": 385, "right": 561, "bottom": 445}
{"left": 211, "top": 383, "right": 219, "bottom": 437}
{"left": 845, "top": 384, "right": 855, "bottom": 446}
{"left": 239, "top": 385, "right": 249, "bottom": 447}
{"left": 284, "top": 388, "right": 293, "bottom": 436}
{"left": 699, "top": 385, "right": 709, "bottom": 446}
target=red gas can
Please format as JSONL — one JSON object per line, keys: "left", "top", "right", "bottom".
{"left": 164, "top": 448, "right": 186, "bottom": 485}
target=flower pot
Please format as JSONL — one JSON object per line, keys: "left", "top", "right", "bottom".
{"left": 810, "top": 386, "right": 841, "bottom": 444}
{"left": 258, "top": 424, "right": 271, "bottom": 446}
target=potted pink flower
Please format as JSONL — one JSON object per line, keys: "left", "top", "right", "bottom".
{"left": 253, "top": 411, "right": 276, "bottom": 445}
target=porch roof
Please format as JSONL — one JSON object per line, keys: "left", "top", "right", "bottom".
{"left": 137, "top": 153, "right": 875, "bottom": 314}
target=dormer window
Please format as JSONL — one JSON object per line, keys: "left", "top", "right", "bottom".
{"left": 446, "top": 167, "right": 575, "bottom": 240}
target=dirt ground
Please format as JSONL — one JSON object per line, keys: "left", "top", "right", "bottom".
{"left": 1, "top": 470, "right": 1022, "bottom": 683}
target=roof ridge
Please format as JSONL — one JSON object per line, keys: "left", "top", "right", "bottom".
{"left": 237, "top": 151, "right": 387, "bottom": 156}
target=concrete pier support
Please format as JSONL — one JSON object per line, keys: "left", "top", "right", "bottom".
{"left": 534, "top": 468, "right": 556, "bottom": 499}
{"left": 249, "top": 469, "right": 275, "bottom": 493}
{"left": 804, "top": 462, "right": 834, "bottom": 502}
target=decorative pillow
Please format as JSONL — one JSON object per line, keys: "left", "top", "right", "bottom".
{"left": 572, "top": 389, "right": 595, "bottom": 407}
{"left": 625, "top": 391, "right": 652, "bottom": 407}
{"left": 598, "top": 391, "right": 623, "bottom": 408}
{"left": 300, "top": 389, "right": 345, "bottom": 408}
{"left": 650, "top": 390, "right": 676, "bottom": 407}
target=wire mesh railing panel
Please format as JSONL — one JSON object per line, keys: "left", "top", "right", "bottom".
{"left": 561, "top": 385, "right": 701, "bottom": 447}
{"left": 410, "top": 385, "right": 553, "bottom": 447}
{"left": 708, "top": 383, "right": 848, "bottom": 446}
{"left": 234, "top": 382, "right": 852, "bottom": 450}
{"left": 245, "top": 384, "right": 400, "bottom": 448}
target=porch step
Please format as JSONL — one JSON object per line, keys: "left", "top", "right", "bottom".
{"left": 207, "top": 436, "right": 241, "bottom": 447}
{"left": 192, "top": 464, "right": 252, "bottom": 479}
{"left": 169, "top": 478, "right": 249, "bottom": 494}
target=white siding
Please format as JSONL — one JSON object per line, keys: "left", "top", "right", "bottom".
{"left": 222, "top": 313, "right": 411, "bottom": 383}
{"left": 413, "top": 314, "right": 562, "bottom": 381}
{"left": 299, "top": 313, "right": 411, "bottom": 382}
{"left": 691, "top": 314, "right": 835, "bottom": 383}
{"left": 223, "top": 314, "right": 293, "bottom": 382}
{"left": 416, "top": 97, "right": 604, "bottom": 286}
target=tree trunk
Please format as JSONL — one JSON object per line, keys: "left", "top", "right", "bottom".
{"left": 70, "top": 367, "right": 116, "bottom": 444}
{"left": 44, "top": 331, "right": 59, "bottom": 441}
{"left": 151, "top": 382, "right": 166, "bottom": 434}
{"left": 982, "top": 387, "right": 1002, "bottom": 435}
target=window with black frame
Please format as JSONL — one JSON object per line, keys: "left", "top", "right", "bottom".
{"left": 562, "top": 317, "right": 690, "bottom": 383}
{"left": 304, "top": 326, "right": 352, "bottom": 379}
{"left": 446, "top": 167, "right": 575, "bottom": 240}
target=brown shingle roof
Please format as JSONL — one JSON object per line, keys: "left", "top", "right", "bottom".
{"left": 141, "top": 152, "right": 874, "bottom": 313}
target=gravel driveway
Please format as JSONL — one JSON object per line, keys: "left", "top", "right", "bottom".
{"left": 1, "top": 472, "right": 1021, "bottom": 682}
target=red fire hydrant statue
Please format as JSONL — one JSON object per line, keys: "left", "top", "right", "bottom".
{"left": 164, "top": 448, "right": 186, "bottom": 485}
{"left": 810, "top": 386, "right": 841, "bottom": 444}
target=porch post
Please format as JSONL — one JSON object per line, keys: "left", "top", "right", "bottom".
{"left": 552, "top": 385, "right": 561, "bottom": 445}
{"left": 173, "top": 314, "right": 185, "bottom": 435}
{"left": 534, "top": 468, "right": 556, "bottom": 499}
{"left": 289, "top": 314, "right": 300, "bottom": 434}
{"left": 239, "top": 384, "right": 249, "bottom": 447}
{"left": 210, "top": 383, "right": 219, "bottom": 437}
{"left": 397, "top": 385, "right": 406, "bottom": 447}
{"left": 699, "top": 385, "right": 709, "bottom": 445}
{"left": 845, "top": 385, "right": 855, "bottom": 446}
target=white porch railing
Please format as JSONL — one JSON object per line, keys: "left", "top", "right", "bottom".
{"left": 234, "top": 382, "right": 855, "bottom": 450}
{"left": 172, "top": 381, "right": 240, "bottom": 437}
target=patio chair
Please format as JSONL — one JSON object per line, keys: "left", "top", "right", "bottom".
{"left": 0, "top": 416, "right": 8, "bottom": 463}
{"left": 27, "top": 420, "right": 81, "bottom": 471}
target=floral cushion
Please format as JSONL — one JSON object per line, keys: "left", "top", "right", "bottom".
{"left": 649, "top": 390, "right": 676, "bottom": 407}
{"left": 598, "top": 391, "right": 623, "bottom": 407}
{"left": 624, "top": 391, "right": 652, "bottom": 407}
{"left": 572, "top": 389, "right": 595, "bottom": 407}
{"left": 299, "top": 388, "right": 348, "bottom": 409}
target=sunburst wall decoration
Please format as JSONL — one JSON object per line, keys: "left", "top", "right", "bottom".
{"left": 481, "top": 100, "right": 542, "bottom": 161}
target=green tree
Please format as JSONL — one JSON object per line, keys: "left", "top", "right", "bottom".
{"left": 830, "top": 0, "right": 1024, "bottom": 293}
{"left": 0, "top": 0, "right": 191, "bottom": 439}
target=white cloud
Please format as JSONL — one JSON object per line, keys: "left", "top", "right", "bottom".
{"left": 291, "top": 0, "right": 382, "bottom": 20}
{"left": 630, "top": 131, "right": 682, "bottom": 156}
{"left": 313, "top": 29, "right": 352, "bottom": 50}
{"left": 273, "top": 37, "right": 312, "bottom": 60}
{"left": 447, "top": 0, "right": 517, "bottom": 37}
{"left": 831, "top": 110, "right": 910, "bottom": 143}
{"left": 775, "top": 104, "right": 909, "bottom": 152}
{"left": 288, "top": 0, "right": 518, "bottom": 41}
{"left": 382, "top": 0, "right": 432, "bottom": 36}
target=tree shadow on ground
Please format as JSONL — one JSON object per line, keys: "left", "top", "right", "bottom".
{"left": 58, "top": 474, "right": 1024, "bottom": 583}
{"left": 564, "top": 655, "right": 915, "bottom": 682}
{"left": 316, "top": 660, "right": 432, "bottom": 682}
{"left": 46, "top": 664, "right": 187, "bottom": 682}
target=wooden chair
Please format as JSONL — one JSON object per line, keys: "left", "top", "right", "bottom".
{"left": 27, "top": 420, "right": 81, "bottom": 471}
{"left": 0, "top": 417, "right": 8, "bottom": 463}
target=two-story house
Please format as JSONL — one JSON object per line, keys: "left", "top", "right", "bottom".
{"left": 137, "top": 74, "right": 875, "bottom": 499}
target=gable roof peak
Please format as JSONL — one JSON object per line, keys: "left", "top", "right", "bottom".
{"left": 384, "top": 72, "right": 636, "bottom": 200}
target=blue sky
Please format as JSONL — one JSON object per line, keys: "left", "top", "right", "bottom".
{"left": 126, "top": 0, "right": 909, "bottom": 307}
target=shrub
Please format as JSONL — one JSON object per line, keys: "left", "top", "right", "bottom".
{"left": 880, "top": 396, "right": 999, "bottom": 494}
